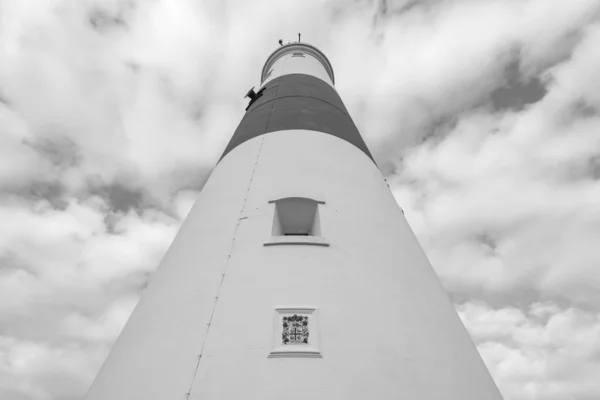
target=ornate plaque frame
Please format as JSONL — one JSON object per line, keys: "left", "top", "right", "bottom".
{"left": 268, "top": 307, "right": 322, "bottom": 358}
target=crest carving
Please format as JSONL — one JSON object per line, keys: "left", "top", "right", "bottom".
{"left": 282, "top": 314, "right": 309, "bottom": 345}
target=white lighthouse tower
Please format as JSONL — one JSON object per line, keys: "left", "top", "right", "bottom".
{"left": 85, "top": 40, "right": 503, "bottom": 399}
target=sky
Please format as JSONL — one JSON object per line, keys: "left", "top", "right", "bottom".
{"left": 1, "top": 0, "right": 600, "bottom": 399}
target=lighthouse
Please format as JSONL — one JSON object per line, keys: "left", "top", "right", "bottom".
{"left": 85, "top": 40, "right": 503, "bottom": 399}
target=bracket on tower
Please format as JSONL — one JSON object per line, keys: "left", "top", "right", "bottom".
{"left": 244, "top": 86, "right": 267, "bottom": 111}
{"left": 245, "top": 87, "right": 258, "bottom": 101}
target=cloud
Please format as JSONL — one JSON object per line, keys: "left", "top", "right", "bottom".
{"left": 334, "top": 0, "right": 600, "bottom": 165}
{"left": 1, "top": 0, "right": 600, "bottom": 399}
{"left": 393, "top": 21, "right": 600, "bottom": 304}
{"left": 0, "top": 0, "right": 221, "bottom": 204}
{"left": 459, "top": 301, "right": 600, "bottom": 400}
{"left": 0, "top": 195, "right": 177, "bottom": 397}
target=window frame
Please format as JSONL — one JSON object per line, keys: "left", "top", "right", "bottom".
{"left": 263, "top": 197, "right": 329, "bottom": 247}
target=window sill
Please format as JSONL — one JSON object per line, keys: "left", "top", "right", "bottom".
{"left": 268, "top": 350, "right": 323, "bottom": 358}
{"left": 263, "top": 236, "right": 330, "bottom": 247}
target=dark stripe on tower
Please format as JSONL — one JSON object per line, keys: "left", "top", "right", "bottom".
{"left": 219, "top": 73, "right": 374, "bottom": 162}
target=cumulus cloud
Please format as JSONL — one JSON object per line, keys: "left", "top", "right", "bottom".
{"left": 393, "top": 20, "right": 600, "bottom": 304}
{"left": 1, "top": 0, "right": 600, "bottom": 399}
{"left": 0, "top": 195, "right": 178, "bottom": 397}
{"left": 459, "top": 301, "right": 600, "bottom": 400}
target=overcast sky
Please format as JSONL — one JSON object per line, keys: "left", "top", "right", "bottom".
{"left": 1, "top": 0, "right": 600, "bottom": 399}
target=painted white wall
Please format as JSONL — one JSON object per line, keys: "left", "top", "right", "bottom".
{"left": 262, "top": 52, "right": 334, "bottom": 87}
{"left": 85, "top": 130, "right": 503, "bottom": 400}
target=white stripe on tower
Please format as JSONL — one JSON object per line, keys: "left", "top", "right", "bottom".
{"left": 261, "top": 42, "right": 335, "bottom": 87}
{"left": 84, "top": 41, "right": 503, "bottom": 400}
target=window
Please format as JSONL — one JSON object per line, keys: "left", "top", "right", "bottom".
{"left": 264, "top": 197, "right": 329, "bottom": 246}
{"left": 272, "top": 197, "right": 320, "bottom": 236}
{"left": 262, "top": 68, "right": 273, "bottom": 84}
{"left": 291, "top": 52, "right": 305, "bottom": 57}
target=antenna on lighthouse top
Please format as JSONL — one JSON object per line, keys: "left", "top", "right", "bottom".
{"left": 278, "top": 39, "right": 283, "bottom": 46}
{"left": 298, "top": 33, "right": 301, "bottom": 42}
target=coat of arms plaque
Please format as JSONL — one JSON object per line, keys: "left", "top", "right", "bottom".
{"left": 282, "top": 314, "right": 309, "bottom": 345}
